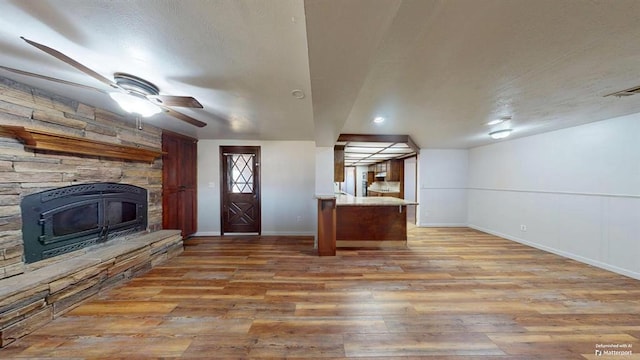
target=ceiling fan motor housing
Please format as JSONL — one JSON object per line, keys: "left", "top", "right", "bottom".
{"left": 113, "top": 73, "right": 160, "bottom": 97}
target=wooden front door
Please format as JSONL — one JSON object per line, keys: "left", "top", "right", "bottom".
{"left": 220, "top": 146, "right": 261, "bottom": 234}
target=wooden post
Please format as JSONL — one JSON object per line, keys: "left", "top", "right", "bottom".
{"left": 317, "top": 197, "right": 336, "bottom": 256}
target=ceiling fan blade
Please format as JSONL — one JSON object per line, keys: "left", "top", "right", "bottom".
{"left": 0, "top": 66, "right": 105, "bottom": 93}
{"left": 159, "top": 106, "right": 207, "bottom": 127}
{"left": 147, "top": 95, "right": 203, "bottom": 108}
{"left": 21, "top": 37, "right": 119, "bottom": 89}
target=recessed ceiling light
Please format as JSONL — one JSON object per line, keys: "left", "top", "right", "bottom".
{"left": 373, "top": 116, "right": 385, "bottom": 124}
{"left": 489, "top": 129, "right": 513, "bottom": 139}
{"left": 291, "top": 89, "right": 305, "bottom": 99}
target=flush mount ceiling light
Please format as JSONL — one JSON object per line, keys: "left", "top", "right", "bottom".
{"left": 489, "top": 129, "right": 513, "bottom": 139}
{"left": 291, "top": 89, "right": 305, "bottom": 99}
{"left": 487, "top": 116, "right": 512, "bottom": 126}
{"left": 373, "top": 116, "right": 385, "bottom": 124}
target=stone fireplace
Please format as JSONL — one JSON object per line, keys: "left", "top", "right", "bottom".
{"left": 0, "top": 76, "right": 183, "bottom": 347}
{"left": 0, "top": 76, "right": 164, "bottom": 279}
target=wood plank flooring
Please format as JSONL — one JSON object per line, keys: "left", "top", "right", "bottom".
{"left": 2, "top": 227, "right": 640, "bottom": 359}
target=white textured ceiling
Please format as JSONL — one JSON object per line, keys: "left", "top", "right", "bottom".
{"left": 1, "top": 0, "right": 640, "bottom": 149}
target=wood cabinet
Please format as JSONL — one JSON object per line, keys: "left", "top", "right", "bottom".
{"left": 334, "top": 145, "right": 345, "bottom": 182}
{"left": 386, "top": 159, "right": 403, "bottom": 182}
{"left": 367, "top": 171, "right": 375, "bottom": 184}
{"left": 317, "top": 197, "right": 336, "bottom": 256}
{"left": 368, "top": 190, "right": 381, "bottom": 197}
{"left": 336, "top": 205, "right": 407, "bottom": 243}
{"left": 162, "top": 132, "right": 197, "bottom": 238}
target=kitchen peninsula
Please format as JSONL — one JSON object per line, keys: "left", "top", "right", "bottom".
{"left": 335, "top": 193, "right": 417, "bottom": 247}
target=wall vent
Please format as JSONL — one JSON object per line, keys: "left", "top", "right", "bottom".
{"left": 604, "top": 85, "right": 640, "bottom": 97}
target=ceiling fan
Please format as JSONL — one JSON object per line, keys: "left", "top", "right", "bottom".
{"left": 0, "top": 37, "right": 207, "bottom": 127}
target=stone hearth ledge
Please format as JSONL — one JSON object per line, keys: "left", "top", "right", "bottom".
{"left": 0, "top": 229, "right": 183, "bottom": 347}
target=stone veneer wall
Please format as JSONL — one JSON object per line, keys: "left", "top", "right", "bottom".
{"left": 0, "top": 76, "right": 163, "bottom": 280}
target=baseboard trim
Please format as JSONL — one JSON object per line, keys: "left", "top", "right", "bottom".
{"left": 418, "top": 222, "right": 468, "bottom": 228}
{"left": 193, "top": 231, "right": 221, "bottom": 236}
{"left": 337, "top": 240, "right": 407, "bottom": 248}
{"left": 261, "top": 231, "right": 315, "bottom": 236}
{"left": 468, "top": 224, "right": 640, "bottom": 281}
{"left": 193, "top": 231, "right": 314, "bottom": 237}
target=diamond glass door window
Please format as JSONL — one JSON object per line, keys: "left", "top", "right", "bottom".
{"left": 228, "top": 154, "right": 254, "bottom": 193}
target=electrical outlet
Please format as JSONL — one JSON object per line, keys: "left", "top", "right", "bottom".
{"left": 520, "top": 224, "right": 527, "bottom": 231}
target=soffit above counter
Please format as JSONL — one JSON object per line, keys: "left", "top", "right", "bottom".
{"left": 335, "top": 134, "right": 418, "bottom": 167}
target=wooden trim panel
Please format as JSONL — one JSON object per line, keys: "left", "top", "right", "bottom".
{"left": 317, "top": 198, "right": 336, "bottom": 256}
{"left": 0, "top": 125, "right": 163, "bottom": 162}
{"left": 336, "top": 205, "right": 407, "bottom": 242}
{"left": 337, "top": 133, "right": 420, "bottom": 153}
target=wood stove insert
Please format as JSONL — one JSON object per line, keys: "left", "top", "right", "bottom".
{"left": 21, "top": 182, "right": 148, "bottom": 263}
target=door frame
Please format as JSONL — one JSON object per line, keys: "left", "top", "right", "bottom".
{"left": 219, "top": 146, "right": 261, "bottom": 235}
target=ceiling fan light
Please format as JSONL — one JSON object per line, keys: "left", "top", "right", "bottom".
{"left": 109, "top": 92, "right": 162, "bottom": 117}
{"left": 489, "top": 129, "right": 512, "bottom": 139}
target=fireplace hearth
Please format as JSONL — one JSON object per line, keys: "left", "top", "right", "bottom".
{"left": 21, "top": 183, "right": 148, "bottom": 263}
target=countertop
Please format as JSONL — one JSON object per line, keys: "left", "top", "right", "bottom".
{"left": 336, "top": 193, "right": 418, "bottom": 207}
{"left": 368, "top": 189, "right": 400, "bottom": 194}
{"left": 315, "top": 194, "right": 337, "bottom": 200}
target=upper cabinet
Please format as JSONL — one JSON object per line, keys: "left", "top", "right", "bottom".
{"left": 386, "top": 159, "right": 403, "bottom": 182}
{"left": 367, "top": 171, "right": 375, "bottom": 184}
{"left": 367, "top": 159, "right": 403, "bottom": 181}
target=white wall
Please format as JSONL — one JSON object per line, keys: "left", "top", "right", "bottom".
{"left": 355, "top": 165, "right": 368, "bottom": 196}
{"left": 197, "top": 140, "right": 316, "bottom": 236}
{"left": 404, "top": 157, "right": 416, "bottom": 202}
{"left": 315, "top": 146, "right": 334, "bottom": 195}
{"left": 418, "top": 149, "right": 468, "bottom": 226}
{"left": 344, "top": 166, "right": 356, "bottom": 195}
{"left": 468, "top": 113, "right": 640, "bottom": 279}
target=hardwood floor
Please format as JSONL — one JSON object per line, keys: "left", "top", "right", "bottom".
{"left": 2, "top": 227, "right": 640, "bottom": 359}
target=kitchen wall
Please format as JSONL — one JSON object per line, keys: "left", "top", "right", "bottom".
{"left": 468, "top": 113, "right": 640, "bottom": 279}
{"left": 197, "top": 139, "right": 316, "bottom": 236}
{"left": 368, "top": 181, "right": 401, "bottom": 193}
{"left": 316, "top": 147, "right": 334, "bottom": 196}
{"left": 404, "top": 157, "right": 417, "bottom": 202}
{"left": 417, "top": 149, "right": 468, "bottom": 227}
{"left": 355, "top": 165, "right": 368, "bottom": 196}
